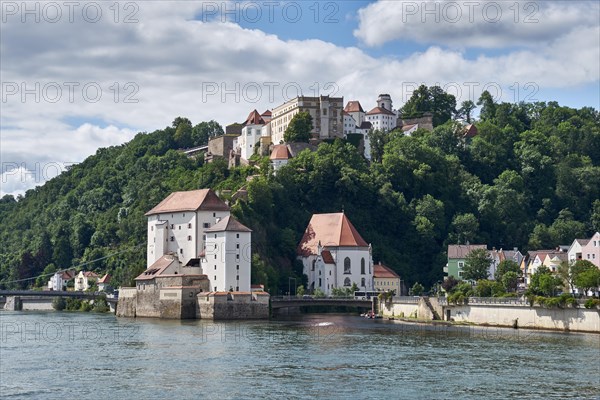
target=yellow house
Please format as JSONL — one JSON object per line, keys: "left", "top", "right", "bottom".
{"left": 373, "top": 262, "right": 402, "bottom": 296}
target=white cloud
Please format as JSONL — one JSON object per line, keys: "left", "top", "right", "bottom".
{"left": 0, "top": 1, "right": 598, "bottom": 196}
{"left": 354, "top": 1, "right": 600, "bottom": 49}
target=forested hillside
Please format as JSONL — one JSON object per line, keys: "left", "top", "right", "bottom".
{"left": 1, "top": 97, "right": 599, "bottom": 293}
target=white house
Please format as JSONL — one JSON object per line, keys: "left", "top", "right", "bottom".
{"left": 568, "top": 238, "right": 589, "bottom": 264}
{"left": 74, "top": 271, "right": 98, "bottom": 291}
{"left": 234, "top": 109, "right": 270, "bottom": 161}
{"left": 297, "top": 212, "right": 374, "bottom": 295}
{"left": 201, "top": 215, "right": 252, "bottom": 292}
{"left": 365, "top": 94, "right": 398, "bottom": 132}
{"left": 98, "top": 274, "right": 111, "bottom": 292}
{"left": 580, "top": 232, "right": 600, "bottom": 268}
{"left": 47, "top": 270, "right": 74, "bottom": 291}
{"left": 145, "top": 189, "right": 231, "bottom": 268}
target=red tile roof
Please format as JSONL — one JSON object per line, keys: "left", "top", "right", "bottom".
{"left": 145, "top": 189, "right": 229, "bottom": 216}
{"left": 205, "top": 215, "right": 252, "bottom": 233}
{"left": 270, "top": 144, "right": 292, "bottom": 160}
{"left": 373, "top": 263, "right": 400, "bottom": 279}
{"left": 83, "top": 271, "right": 99, "bottom": 278}
{"left": 297, "top": 213, "right": 368, "bottom": 256}
{"left": 401, "top": 123, "right": 417, "bottom": 132}
{"left": 366, "top": 106, "right": 395, "bottom": 116}
{"left": 344, "top": 101, "right": 364, "bottom": 114}
{"left": 261, "top": 110, "right": 272, "bottom": 116}
{"left": 98, "top": 274, "right": 111, "bottom": 284}
{"left": 244, "top": 109, "right": 266, "bottom": 126}
{"left": 321, "top": 250, "right": 335, "bottom": 264}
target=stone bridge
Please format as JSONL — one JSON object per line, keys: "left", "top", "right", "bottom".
{"left": 0, "top": 290, "right": 118, "bottom": 312}
{"left": 270, "top": 296, "right": 374, "bottom": 310}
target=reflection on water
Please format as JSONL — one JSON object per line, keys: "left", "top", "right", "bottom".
{"left": 1, "top": 312, "right": 598, "bottom": 399}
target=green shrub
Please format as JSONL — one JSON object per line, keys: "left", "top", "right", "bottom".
{"left": 93, "top": 297, "right": 110, "bottom": 313}
{"left": 584, "top": 299, "right": 600, "bottom": 309}
{"left": 52, "top": 296, "right": 66, "bottom": 311}
{"left": 65, "top": 298, "right": 82, "bottom": 311}
{"left": 80, "top": 301, "right": 93, "bottom": 312}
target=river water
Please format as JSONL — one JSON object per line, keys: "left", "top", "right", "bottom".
{"left": 0, "top": 311, "right": 598, "bottom": 399}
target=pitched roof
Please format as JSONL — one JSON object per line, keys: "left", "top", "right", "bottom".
{"left": 145, "top": 189, "right": 229, "bottom": 216}
{"left": 321, "top": 250, "right": 335, "bottom": 264}
{"left": 261, "top": 110, "right": 272, "bottom": 116}
{"left": 297, "top": 213, "right": 368, "bottom": 256}
{"left": 205, "top": 215, "right": 252, "bottom": 232}
{"left": 359, "top": 121, "right": 372, "bottom": 130}
{"left": 83, "top": 271, "right": 99, "bottom": 278}
{"left": 98, "top": 274, "right": 111, "bottom": 284}
{"left": 136, "top": 255, "right": 178, "bottom": 281}
{"left": 463, "top": 124, "right": 478, "bottom": 138}
{"left": 402, "top": 123, "right": 417, "bottom": 132}
{"left": 270, "top": 144, "right": 292, "bottom": 160}
{"left": 373, "top": 262, "right": 400, "bottom": 279}
{"left": 244, "top": 109, "right": 266, "bottom": 126}
{"left": 366, "top": 106, "right": 396, "bottom": 116}
{"left": 344, "top": 101, "right": 364, "bottom": 114}
{"left": 61, "top": 270, "right": 74, "bottom": 280}
{"left": 573, "top": 238, "right": 590, "bottom": 246}
{"left": 287, "top": 142, "right": 317, "bottom": 157}
{"left": 447, "top": 245, "right": 487, "bottom": 259}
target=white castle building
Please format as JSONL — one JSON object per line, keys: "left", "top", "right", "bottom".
{"left": 297, "top": 212, "right": 374, "bottom": 295}
{"left": 145, "top": 189, "right": 252, "bottom": 292}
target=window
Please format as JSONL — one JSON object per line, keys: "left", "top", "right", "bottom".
{"left": 213, "top": 213, "right": 216, "bottom": 217}
{"left": 236, "top": 254, "right": 239, "bottom": 260}
{"left": 188, "top": 223, "right": 192, "bottom": 229}
{"left": 344, "top": 257, "right": 351, "bottom": 274}
{"left": 361, "top": 278, "right": 366, "bottom": 287}
{"left": 214, "top": 255, "right": 217, "bottom": 260}
{"left": 236, "top": 234, "right": 239, "bottom": 239}
{"left": 236, "top": 244, "right": 239, "bottom": 249}
{"left": 361, "top": 258, "right": 365, "bottom": 274}
{"left": 203, "top": 223, "right": 210, "bottom": 228}
{"left": 188, "top": 235, "right": 192, "bottom": 241}
{"left": 179, "top": 249, "right": 183, "bottom": 254}
{"left": 151, "top": 226, "right": 153, "bottom": 231}
{"left": 329, "top": 271, "right": 331, "bottom": 276}
{"left": 170, "top": 224, "right": 174, "bottom": 229}
{"left": 170, "top": 236, "right": 174, "bottom": 241}
{"left": 236, "top": 286, "right": 239, "bottom": 291}
{"left": 458, "top": 261, "right": 464, "bottom": 268}
{"left": 214, "top": 234, "right": 217, "bottom": 239}
{"left": 236, "top": 265, "right": 239, "bottom": 270}
{"left": 312, "top": 260, "right": 316, "bottom": 271}
{"left": 214, "top": 286, "right": 217, "bottom": 291}
{"left": 319, "top": 278, "right": 322, "bottom": 286}
{"left": 344, "top": 277, "right": 351, "bottom": 286}
{"left": 214, "top": 276, "right": 216, "bottom": 280}
{"left": 178, "top": 226, "right": 181, "bottom": 230}
{"left": 319, "top": 270, "right": 321, "bottom": 276}
{"left": 214, "top": 265, "right": 216, "bottom": 270}
{"left": 236, "top": 275, "right": 239, "bottom": 281}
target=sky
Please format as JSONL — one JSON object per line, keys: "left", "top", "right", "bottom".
{"left": 1, "top": 0, "right": 599, "bottom": 197}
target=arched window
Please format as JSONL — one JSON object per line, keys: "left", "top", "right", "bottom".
{"left": 344, "top": 257, "right": 351, "bottom": 274}
{"left": 361, "top": 278, "right": 366, "bottom": 287}
{"left": 361, "top": 258, "right": 365, "bottom": 274}
{"left": 312, "top": 259, "right": 316, "bottom": 271}
{"left": 344, "top": 277, "right": 351, "bottom": 286}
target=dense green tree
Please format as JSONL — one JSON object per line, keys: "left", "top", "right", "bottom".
{"left": 367, "top": 129, "right": 387, "bottom": 163}
{"left": 494, "top": 260, "right": 520, "bottom": 282}
{"left": 400, "top": 85, "right": 457, "bottom": 127}
{"left": 284, "top": 111, "right": 313, "bottom": 143}
{"left": 527, "top": 266, "right": 562, "bottom": 296}
{"left": 457, "top": 100, "right": 476, "bottom": 123}
{"left": 463, "top": 248, "right": 491, "bottom": 281}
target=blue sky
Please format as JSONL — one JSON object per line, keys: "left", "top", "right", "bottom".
{"left": 1, "top": 0, "right": 599, "bottom": 196}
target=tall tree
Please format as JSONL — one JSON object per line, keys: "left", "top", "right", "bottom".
{"left": 463, "top": 248, "right": 491, "bottom": 281}
{"left": 458, "top": 100, "right": 477, "bottom": 123}
{"left": 284, "top": 111, "right": 313, "bottom": 143}
{"left": 400, "top": 85, "right": 456, "bottom": 127}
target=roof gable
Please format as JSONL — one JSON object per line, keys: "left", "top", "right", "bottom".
{"left": 373, "top": 263, "right": 400, "bottom": 278}
{"left": 344, "top": 101, "right": 365, "bottom": 114}
{"left": 145, "top": 189, "right": 229, "bottom": 216}
{"left": 366, "top": 106, "right": 395, "bottom": 116}
{"left": 205, "top": 215, "right": 252, "bottom": 232}
{"left": 297, "top": 213, "right": 368, "bottom": 256}
{"left": 244, "top": 109, "right": 266, "bottom": 126}
{"left": 447, "top": 245, "right": 487, "bottom": 259}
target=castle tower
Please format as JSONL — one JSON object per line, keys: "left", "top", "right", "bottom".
{"left": 377, "top": 94, "right": 393, "bottom": 110}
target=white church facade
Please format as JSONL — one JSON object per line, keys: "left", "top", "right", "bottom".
{"left": 297, "top": 212, "right": 374, "bottom": 295}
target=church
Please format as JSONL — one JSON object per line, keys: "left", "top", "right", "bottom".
{"left": 297, "top": 212, "right": 374, "bottom": 295}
